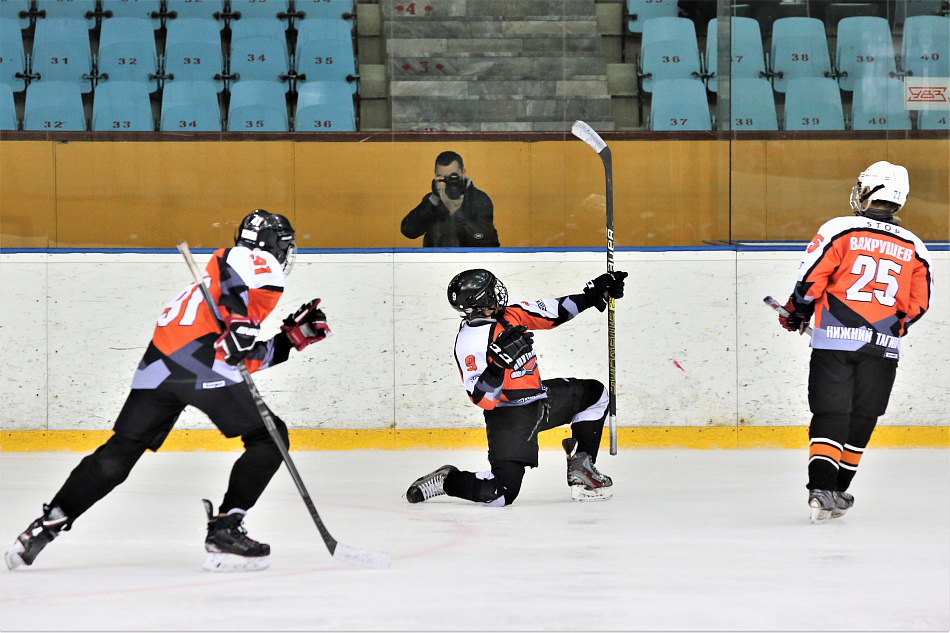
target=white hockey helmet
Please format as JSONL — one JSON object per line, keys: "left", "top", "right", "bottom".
{"left": 850, "top": 161, "right": 909, "bottom": 217}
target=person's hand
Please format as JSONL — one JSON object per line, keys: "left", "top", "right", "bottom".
{"left": 487, "top": 325, "right": 534, "bottom": 369}
{"left": 583, "top": 271, "right": 629, "bottom": 312}
{"left": 779, "top": 297, "right": 809, "bottom": 334}
{"left": 214, "top": 316, "right": 260, "bottom": 365}
{"left": 281, "top": 299, "right": 331, "bottom": 351}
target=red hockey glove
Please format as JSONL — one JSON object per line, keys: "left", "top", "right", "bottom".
{"left": 281, "top": 299, "right": 331, "bottom": 351}
{"left": 778, "top": 297, "right": 809, "bottom": 334}
{"left": 214, "top": 316, "right": 261, "bottom": 365}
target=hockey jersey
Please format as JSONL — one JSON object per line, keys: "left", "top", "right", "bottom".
{"left": 790, "top": 216, "right": 934, "bottom": 359}
{"left": 132, "top": 246, "right": 287, "bottom": 390}
{"left": 455, "top": 294, "right": 588, "bottom": 410}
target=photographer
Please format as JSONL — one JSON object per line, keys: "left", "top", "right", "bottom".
{"left": 401, "top": 151, "right": 500, "bottom": 247}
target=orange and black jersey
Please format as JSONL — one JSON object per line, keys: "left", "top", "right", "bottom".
{"left": 455, "top": 293, "right": 593, "bottom": 410}
{"left": 132, "top": 246, "right": 289, "bottom": 390}
{"left": 790, "top": 216, "right": 934, "bottom": 359}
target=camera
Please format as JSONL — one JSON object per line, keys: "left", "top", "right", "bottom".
{"left": 432, "top": 174, "right": 467, "bottom": 201}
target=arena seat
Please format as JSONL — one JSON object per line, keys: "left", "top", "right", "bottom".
{"left": 164, "top": 18, "right": 225, "bottom": 88}
{"left": 160, "top": 79, "right": 221, "bottom": 130}
{"left": 769, "top": 17, "right": 833, "bottom": 93}
{"left": 835, "top": 16, "right": 897, "bottom": 92}
{"left": 0, "top": 81, "right": 17, "bottom": 129}
{"left": 227, "top": 79, "right": 288, "bottom": 131}
{"left": 294, "top": 17, "right": 357, "bottom": 94}
{"left": 851, "top": 77, "right": 912, "bottom": 130}
{"left": 229, "top": 18, "right": 290, "bottom": 88}
{"left": 649, "top": 78, "right": 711, "bottom": 131}
{"left": 23, "top": 80, "right": 86, "bottom": 130}
{"left": 31, "top": 17, "right": 94, "bottom": 92}
{"left": 783, "top": 77, "right": 844, "bottom": 130}
{"left": 34, "top": 0, "right": 96, "bottom": 24}
{"left": 0, "top": 0, "right": 32, "bottom": 28}
{"left": 639, "top": 16, "right": 702, "bottom": 93}
{"left": 900, "top": 15, "right": 949, "bottom": 79}
{"left": 0, "top": 17, "right": 27, "bottom": 91}
{"left": 729, "top": 77, "right": 777, "bottom": 130}
{"left": 626, "top": 0, "right": 679, "bottom": 34}
{"left": 92, "top": 80, "right": 155, "bottom": 130}
{"left": 704, "top": 16, "right": 766, "bottom": 93}
{"left": 294, "top": 80, "right": 355, "bottom": 131}
{"left": 97, "top": 17, "right": 159, "bottom": 89}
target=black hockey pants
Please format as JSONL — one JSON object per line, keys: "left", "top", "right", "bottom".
{"left": 49, "top": 383, "right": 288, "bottom": 525}
{"left": 806, "top": 349, "right": 897, "bottom": 492}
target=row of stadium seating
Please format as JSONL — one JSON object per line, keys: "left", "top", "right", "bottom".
{"left": 0, "top": 78, "right": 355, "bottom": 131}
{"left": 648, "top": 76, "right": 948, "bottom": 131}
{"left": 638, "top": 15, "right": 949, "bottom": 93}
{"left": 0, "top": 15, "right": 358, "bottom": 93}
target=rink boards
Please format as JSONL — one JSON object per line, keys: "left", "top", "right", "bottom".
{"left": 1, "top": 248, "right": 947, "bottom": 450}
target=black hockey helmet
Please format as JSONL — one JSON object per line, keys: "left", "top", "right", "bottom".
{"left": 235, "top": 209, "right": 297, "bottom": 274}
{"left": 447, "top": 269, "right": 508, "bottom": 319}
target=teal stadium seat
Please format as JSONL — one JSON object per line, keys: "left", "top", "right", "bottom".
{"left": 639, "top": 16, "right": 701, "bottom": 93}
{"left": 729, "top": 77, "right": 777, "bottom": 130}
{"left": 92, "top": 80, "right": 154, "bottom": 130}
{"left": 649, "top": 78, "right": 711, "bottom": 131}
{"left": 31, "top": 17, "right": 94, "bottom": 92}
{"left": 704, "top": 16, "right": 766, "bottom": 93}
{"left": 97, "top": 17, "right": 159, "bottom": 89}
{"left": 34, "top": 0, "right": 96, "bottom": 24}
{"left": 769, "top": 17, "right": 832, "bottom": 93}
{"left": 900, "top": 16, "right": 949, "bottom": 79}
{"left": 294, "top": 17, "right": 357, "bottom": 94}
{"left": 0, "top": 81, "right": 17, "bottom": 129}
{"left": 164, "top": 18, "right": 224, "bottom": 88}
{"left": 851, "top": 77, "right": 912, "bottom": 130}
{"left": 294, "top": 80, "right": 355, "bottom": 131}
{"left": 0, "top": 17, "right": 27, "bottom": 90}
{"left": 227, "top": 79, "right": 288, "bottom": 130}
{"left": 783, "top": 77, "right": 844, "bottom": 130}
{"left": 835, "top": 16, "right": 897, "bottom": 92}
{"left": 917, "top": 110, "right": 949, "bottom": 130}
{"left": 229, "top": 0, "right": 290, "bottom": 20}
{"left": 229, "top": 18, "right": 290, "bottom": 88}
{"left": 0, "top": 0, "right": 32, "bottom": 28}
{"left": 626, "top": 0, "right": 678, "bottom": 34}
{"left": 160, "top": 79, "right": 221, "bottom": 130}
{"left": 100, "top": 0, "right": 162, "bottom": 27}
{"left": 23, "top": 80, "right": 86, "bottom": 130}
{"left": 164, "top": 0, "right": 224, "bottom": 20}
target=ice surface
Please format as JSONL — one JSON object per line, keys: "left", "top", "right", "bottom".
{"left": 1, "top": 448, "right": 948, "bottom": 631}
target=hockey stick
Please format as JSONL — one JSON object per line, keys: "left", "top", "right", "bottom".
{"left": 763, "top": 295, "right": 813, "bottom": 335}
{"left": 571, "top": 120, "right": 617, "bottom": 456}
{"left": 177, "top": 241, "right": 391, "bottom": 570}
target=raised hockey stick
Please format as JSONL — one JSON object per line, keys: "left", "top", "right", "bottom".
{"left": 763, "top": 295, "right": 813, "bottom": 335}
{"left": 571, "top": 120, "right": 617, "bottom": 456}
{"left": 177, "top": 241, "right": 391, "bottom": 570}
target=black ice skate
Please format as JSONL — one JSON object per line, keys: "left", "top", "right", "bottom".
{"left": 4, "top": 504, "right": 68, "bottom": 570}
{"left": 563, "top": 438, "right": 613, "bottom": 502}
{"left": 202, "top": 499, "right": 270, "bottom": 572}
{"left": 808, "top": 489, "right": 854, "bottom": 524}
{"left": 406, "top": 465, "right": 458, "bottom": 503}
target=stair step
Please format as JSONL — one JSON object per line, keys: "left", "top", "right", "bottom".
{"left": 390, "top": 56, "right": 606, "bottom": 80}
{"left": 383, "top": 0, "right": 596, "bottom": 20}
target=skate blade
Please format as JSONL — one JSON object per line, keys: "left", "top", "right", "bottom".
{"left": 570, "top": 485, "right": 613, "bottom": 502}
{"left": 809, "top": 501, "right": 833, "bottom": 524}
{"left": 4, "top": 542, "right": 25, "bottom": 571}
{"left": 203, "top": 552, "right": 270, "bottom": 572}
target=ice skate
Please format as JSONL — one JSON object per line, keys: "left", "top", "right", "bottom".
{"left": 4, "top": 504, "right": 68, "bottom": 570}
{"left": 202, "top": 499, "right": 270, "bottom": 572}
{"left": 808, "top": 489, "right": 853, "bottom": 524}
{"left": 563, "top": 438, "right": 613, "bottom": 502}
{"left": 406, "top": 465, "right": 458, "bottom": 503}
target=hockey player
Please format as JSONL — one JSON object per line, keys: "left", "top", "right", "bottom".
{"left": 5, "top": 210, "right": 331, "bottom": 572}
{"left": 778, "top": 161, "right": 933, "bottom": 524}
{"left": 405, "top": 268, "right": 627, "bottom": 505}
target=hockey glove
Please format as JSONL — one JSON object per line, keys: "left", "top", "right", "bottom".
{"left": 487, "top": 325, "right": 534, "bottom": 369}
{"left": 779, "top": 297, "right": 809, "bottom": 335}
{"left": 280, "top": 299, "right": 331, "bottom": 351}
{"left": 583, "top": 271, "right": 629, "bottom": 312}
{"left": 214, "top": 316, "right": 261, "bottom": 365}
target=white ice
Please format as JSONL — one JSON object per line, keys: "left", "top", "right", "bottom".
{"left": 1, "top": 448, "right": 948, "bottom": 631}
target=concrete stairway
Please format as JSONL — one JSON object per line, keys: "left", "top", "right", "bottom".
{"left": 384, "top": 0, "right": 613, "bottom": 131}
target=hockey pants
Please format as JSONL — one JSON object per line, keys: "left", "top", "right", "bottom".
{"left": 806, "top": 349, "right": 897, "bottom": 492}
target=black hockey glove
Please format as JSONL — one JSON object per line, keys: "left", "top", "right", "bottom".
{"left": 583, "top": 271, "right": 629, "bottom": 312}
{"left": 487, "top": 325, "right": 534, "bottom": 370}
{"left": 779, "top": 297, "right": 809, "bottom": 335}
{"left": 214, "top": 316, "right": 261, "bottom": 365}
{"left": 280, "top": 299, "right": 331, "bottom": 351}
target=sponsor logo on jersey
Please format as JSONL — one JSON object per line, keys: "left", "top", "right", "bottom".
{"left": 825, "top": 326, "right": 874, "bottom": 343}
{"left": 202, "top": 380, "right": 226, "bottom": 389}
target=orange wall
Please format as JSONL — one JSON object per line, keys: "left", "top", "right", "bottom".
{"left": 1, "top": 139, "right": 946, "bottom": 248}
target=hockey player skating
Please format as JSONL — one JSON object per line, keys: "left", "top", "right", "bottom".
{"left": 5, "top": 210, "right": 331, "bottom": 572}
{"left": 777, "top": 162, "right": 933, "bottom": 524}
{"left": 406, "top": 268, "right": 627, "bottom": 505}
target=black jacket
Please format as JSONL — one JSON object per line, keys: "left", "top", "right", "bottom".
{"left": 401, "top": 181, "right": 500, "bottom": 247}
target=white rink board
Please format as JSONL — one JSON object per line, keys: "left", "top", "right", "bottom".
{"left": 1, "top": 250, "right": 947, "bottom": 432}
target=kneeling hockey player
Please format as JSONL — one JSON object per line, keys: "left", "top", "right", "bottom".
{"left": 5, "top": 210, "right": 331, "bottom": 572}
{"left": 406, "top": 268, "right": 627, "bottom": 505}
{"left": 777, "top": 161, "right": 933, "bottom": 523}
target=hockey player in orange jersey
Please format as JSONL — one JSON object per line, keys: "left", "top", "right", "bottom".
{"left": 5, "top": 210, "right": 331, "bottom": 572}
{"left": 778, "top": 161, "right": 934, "bottom": 523}
{"left": 405, "top": 268, "right": 627, "bottom": 506}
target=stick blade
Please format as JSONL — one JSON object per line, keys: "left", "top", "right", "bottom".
{"left": 332, "top": 542, "right": 392, "bottom": 569}
{"left": 571, "top": 120, "right": 607, "bottom": 154}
